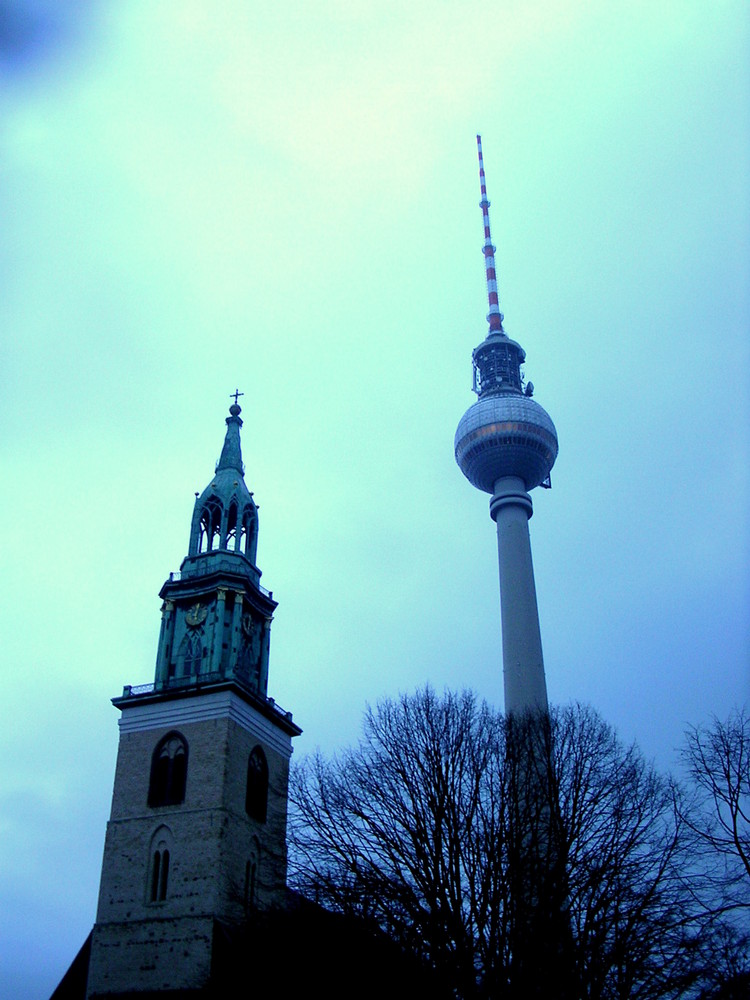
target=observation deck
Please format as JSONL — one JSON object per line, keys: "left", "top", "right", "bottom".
{"left": 455, "top": 392, "right": 558, "bottom": 494}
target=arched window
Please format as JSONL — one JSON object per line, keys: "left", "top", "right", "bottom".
{"left": 148, "top": 826, "right": 173, "bottom": 903}
{"left": 198, "top": 496, "right": 223, "bottom": 553}
{"left": 148, "top": 732, "right": 188, "bottom": 807}
{"left": 241, "top": 508, "right": 257, "bottom": 559}
{"left": 244, "top": 850, "right": 259, "bottom": 913}
{"left": 227, "top": 501, "right": 239, "bottom": 551}
{"left": 150, "top": 849, "right": 170, "bottom": 902}
{"left": 181, "top": 630, "right": 203, "bottom": 676}
{"left": 238, "top": 615, "right": 261, "bottom": 692}
{"left": 238, "top": 640, "right": 261, "bottom": 692}
{"left": 245, "top": 745, "right": 268, "bottom": 823}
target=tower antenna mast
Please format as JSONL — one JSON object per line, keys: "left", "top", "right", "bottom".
{"left": 476, "top": 134, "right": 504, "bottom": 335}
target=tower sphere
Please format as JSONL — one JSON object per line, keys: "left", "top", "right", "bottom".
{"left": 455, "top": 391, "right": 558, "bottom": 494}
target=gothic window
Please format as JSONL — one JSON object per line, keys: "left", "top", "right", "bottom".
{"left": 227, "top": 502, "right": 238, "bottom": 551}
{"left": 244, "top": 849, "right": 259, "bottom": 913}
{"left": 148, "top": 732, "right": 188, "bottom": 807}
{"left": 198, "top": 496, "right": 223, "bottom": 553}
{"left": 148, "top": 826, "right": 173, "bottom": 903}
{"left": 238, "top": 615, "right": 261, "bottom": 691}
{"left": 241, "top": 508, "right": 257, "bottom": 559}
{"left": 182, "top": 631, "right": 203, "bottom": 676}
{"left": 238, "top": 641, "right": 260, "bottom": 691}
{"left": 245, "top": 746, "right": 268, "bottom": 823}
{"left": 150, "top": 849, "right": 170, "bottom": 902}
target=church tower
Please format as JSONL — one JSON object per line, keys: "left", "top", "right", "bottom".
{"left": 85, "top": 398, "right": 301, "bottom": 998}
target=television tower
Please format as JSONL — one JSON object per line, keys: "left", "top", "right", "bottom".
{"left": 455, "top": 136, "right": 558, "bottom": 715}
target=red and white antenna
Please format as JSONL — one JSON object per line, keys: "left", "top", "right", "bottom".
{"left": 476, "top": 135, "right": 504, "bottom": 335}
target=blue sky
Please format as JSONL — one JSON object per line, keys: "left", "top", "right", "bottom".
{"left": 1, "top": 2, "right": 748, "bottom": 996}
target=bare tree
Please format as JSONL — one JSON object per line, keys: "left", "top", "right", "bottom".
{"left": 289, "top": 690, "right": 712, "bottom": 999}
{"left": 682, "top": 709, "right": 750, "bottom": 901}
{"left": 290, "top": 690, "right": 503, "bottom": 996}
{"left": 503, "top": 706, "right": 702, "bottom": 1000}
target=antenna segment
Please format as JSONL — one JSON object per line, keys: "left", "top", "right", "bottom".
{"left": 476, "top": 134, "right": 504, "bottom": 335}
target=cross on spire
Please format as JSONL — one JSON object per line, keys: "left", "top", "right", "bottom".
{"left": 230, "top": 389, "right": 244, "bottom": 405}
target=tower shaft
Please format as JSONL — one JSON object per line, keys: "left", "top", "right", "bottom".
{"left": 491, "top": 478, "right": 548, "bottom": 713}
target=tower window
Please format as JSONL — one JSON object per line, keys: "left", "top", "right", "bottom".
{"left": 244, "top": 856, "right": 258, "bottom": 913}
{"left": 227, "top": 502, "right": 239, "bottom": 551}
{"left": 241, "top": 508, "right": 257, "bottom": 559}
{"left": 182, "top": 631, "right": 203, "bottom": 676}
{"left": 150, "top": 849, "right": 170, "bottom": 902}
{"left": 148, "top": 732, "right": 188, "bottom": 807}
{"left": 147, "top": 826, "right": 174, "bottom": 904}
{"left": 245, "top": 746, "right": 268, "bottom": 823}
{"left": 238, "top": 615, "right": 261, "bottom": 691}
{"left": 198, "top": 496, "right": 223, "bottom": 553}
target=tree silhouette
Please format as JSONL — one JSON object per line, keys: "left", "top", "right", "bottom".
{"left": 682, "top": 708, "right": 750, "bottom": 905}
{"left": 678, "top": 709, "right": 750, "bottom": 998}
{"left": 289, "top": 690, "right": 719, "bottom": 999}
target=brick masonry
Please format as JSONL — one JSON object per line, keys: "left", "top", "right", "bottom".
{"left": 86, "top": 694, "right": 292, "bottom": 997}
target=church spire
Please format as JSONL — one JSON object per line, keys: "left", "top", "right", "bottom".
{"left": 187, "top": 396, "right": 258, "bottom": 563}
{"left": 153, "top": 397, "right": 275, "bottom": 698}
{"left": 216, "top": 391, "right": 245, "bottom": 474}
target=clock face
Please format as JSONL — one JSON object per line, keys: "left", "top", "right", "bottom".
{"left": 186, "top": 603, "right": 208, "bottom": 628}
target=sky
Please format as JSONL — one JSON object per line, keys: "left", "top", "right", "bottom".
{"left": 0, "top": 1, "right": 748, "bottom": 996}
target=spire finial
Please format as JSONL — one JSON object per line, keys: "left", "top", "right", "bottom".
{"left": 476, "top": 135, "right": 504, "bottom": 335}
{"left": 229, "top": 388, "right": 244, "bottom": 416}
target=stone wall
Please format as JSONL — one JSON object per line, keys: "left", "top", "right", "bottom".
{"left": 87, "top": 693, "right": 292, "bottom": 997}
